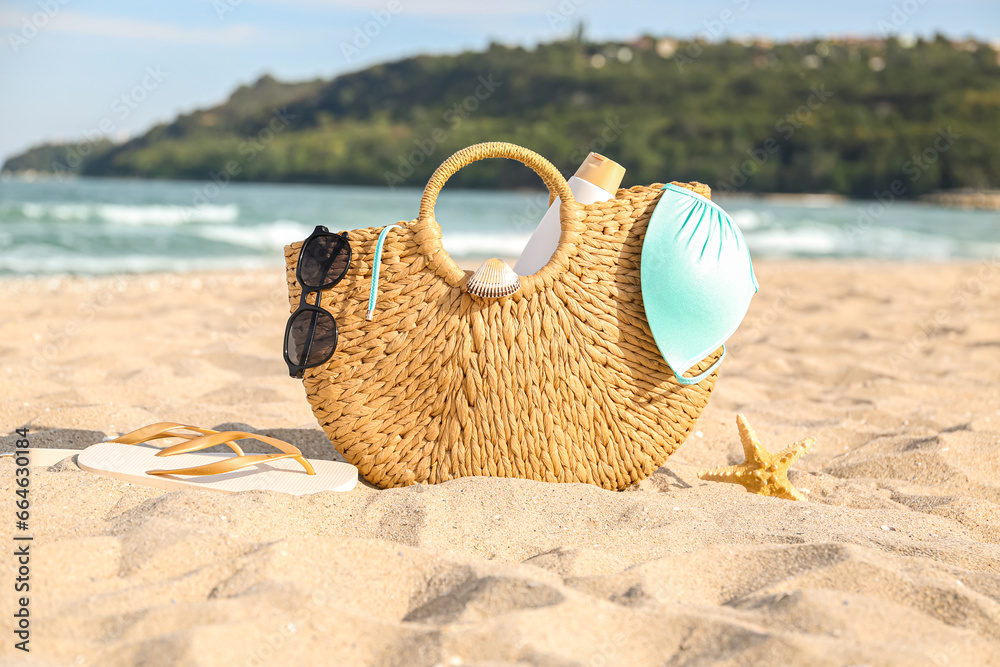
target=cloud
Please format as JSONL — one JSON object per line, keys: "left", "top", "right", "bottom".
{"left": 0, "top": 9, "right": 258, "bottom": 44}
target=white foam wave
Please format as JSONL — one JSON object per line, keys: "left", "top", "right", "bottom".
{"left": 20, "top": 203, "right": 44, "bottom": 218}
{"left": 728, "top": 209, "right": 763, "bottom": 231}
{"left": 193, "top": 220, "right": 314, "bottom": 249}
{"left": 745, "top": 227, "right": 842, "bottom": 255}
{"left": 743, "top": 221, "right": 1000, "bottom": 259}
{"left": 440, "top": 232, "right": 532, "bottom": 259}
{"left": 21, "top": 203, "right": 91, "bottom": 220}
{"left": 0, "top": 253, "right": 283, "bottom": 276}
{"left": 16, "top": 202, "right": 240, "bottom": 225}
{"left": 96, "top": 203, "right": 239, "bottom": 225}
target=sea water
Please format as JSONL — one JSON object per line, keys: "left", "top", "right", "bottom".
{"left": 0, "top": 176, "right": 997, "bottom": 276}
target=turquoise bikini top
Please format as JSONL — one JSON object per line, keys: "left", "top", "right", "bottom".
{"left": 640, "top": 183, "right": 758, "bottom": 385}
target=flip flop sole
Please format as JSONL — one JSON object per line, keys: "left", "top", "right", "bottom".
{"left": 1, "top": 449, "right": 80, "bottom": 467}
{"left": 78, "top": 442, "right": 357, "bottom": 495}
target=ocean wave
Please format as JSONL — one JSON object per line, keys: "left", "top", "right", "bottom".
{"left": 193, "top": 220, "right": 315, "bottom": 249}
{"left": 16, "top": 202, "right": 240, "bottom": 225}
{"left": 728, "top": 209, "right": 764, "bottom": 231}
{"left": 0, "top": 252, "right": 282, "bottom": 276}
{"left": 21, "top": 203, "right": 91, "bottom": 220}
{"left": 96, "top": 203, "right": 239, "bottom": 225}
{"left": 191, "top": 223, "right": 536, "bottom": 260}
{"left": 190, "top": 224, "right": 535, "bottom": 258}
{"left": 744, "top": 226, "right": 843, "bottom": 255}
{"left": 743, "top": 221, "right": 1000, "bottom": 259}
{"left": 440, "top": 232, "right": 532, "bottom": 259}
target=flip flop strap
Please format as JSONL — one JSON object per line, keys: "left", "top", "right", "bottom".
{"left": 112, "top": 422, "right": 219, "bottom": 444}
{"left": 157, "top": 431, "right": 316, "bottom": 475}
{"left": 111, "top": 423, "right": 315, "bottom": 476}
{"left": 146, "top": 452, "right": 309, "bottom": 477}
{"left": 112, "top": 422, "right": 246, "bottom": 456}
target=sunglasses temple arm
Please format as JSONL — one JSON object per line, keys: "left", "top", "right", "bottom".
{"left": 302, "top": 307, "right": 320, "bottom": 372}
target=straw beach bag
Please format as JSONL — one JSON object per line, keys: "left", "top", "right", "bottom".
{"left": 284, "top": 142, "right": 722, "bottom": 491}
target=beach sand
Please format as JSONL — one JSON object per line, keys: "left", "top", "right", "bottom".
{"left": 1, "top": 259, "right": 999, "bottom": 666}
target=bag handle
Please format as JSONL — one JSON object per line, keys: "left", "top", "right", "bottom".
{"left": 414, "top": 142, "right": 587, "bottom": 296}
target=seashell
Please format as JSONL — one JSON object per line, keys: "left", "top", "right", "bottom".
{"left": 465, "top": 258, "right": 521, "bottom": 299}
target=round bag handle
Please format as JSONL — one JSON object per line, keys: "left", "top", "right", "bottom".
{"left": 414, "top": 142, "right": 587, "bottom": 295}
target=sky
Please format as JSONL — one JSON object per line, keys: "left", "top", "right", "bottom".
{"left": 1, "top": 0, "right": 998, "bottom": 163}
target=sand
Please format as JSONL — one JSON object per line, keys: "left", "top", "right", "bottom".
{"left": 1, "top": 259, "right": 999, "bottom": 666}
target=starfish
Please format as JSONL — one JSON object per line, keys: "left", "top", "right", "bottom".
{"left": 698, "top": 414, "right": 815, "bottom": 501}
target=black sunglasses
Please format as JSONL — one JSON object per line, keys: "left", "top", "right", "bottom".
{"left": 284, "top": 226, "right": 352, "bottom": 378}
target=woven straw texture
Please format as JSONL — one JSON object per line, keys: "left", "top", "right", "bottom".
{"left": 285, "top": 142, "right": 721, "bottom": 490}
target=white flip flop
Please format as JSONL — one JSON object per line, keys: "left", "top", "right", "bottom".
{"left": 77, "top": 422, "right": 357, "bottom": 496}
{"left": 1, "top": 449, "right": 79, "bottom": 466}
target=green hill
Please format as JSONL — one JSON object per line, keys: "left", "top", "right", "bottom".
{"left": 5, "top": 35, "right": 999, "bottom": 198}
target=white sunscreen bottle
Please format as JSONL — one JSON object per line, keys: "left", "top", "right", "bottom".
{"left": 513, "top": 152, "right": 626, "bottom": 276}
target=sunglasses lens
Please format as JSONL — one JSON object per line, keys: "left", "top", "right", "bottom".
{"left": 286, "top": 308, "right": 338, "bottom": 369}
{"left": 299, "top": 233, "right": 349, "bottom": 289}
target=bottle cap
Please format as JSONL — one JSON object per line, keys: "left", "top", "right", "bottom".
{"left": 573, "top": 153, "right": 626, "bottom": 194}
